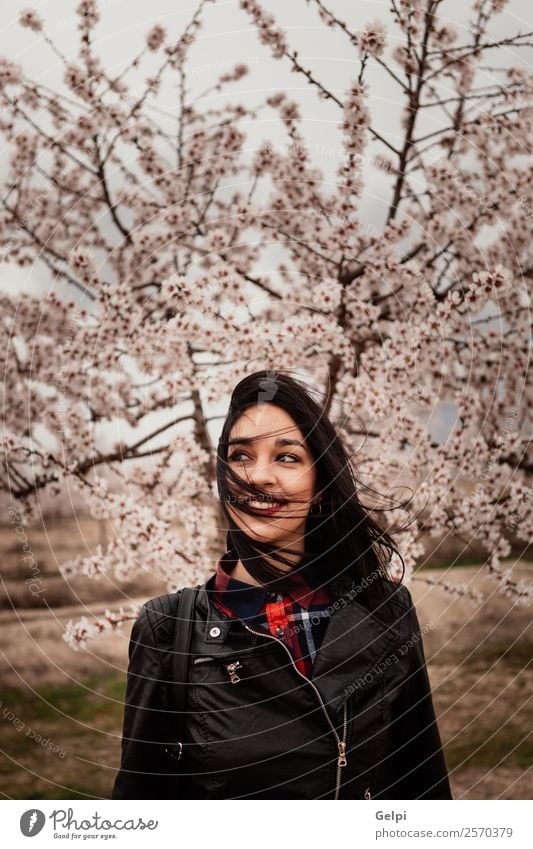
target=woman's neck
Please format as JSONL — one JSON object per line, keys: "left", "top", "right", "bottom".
{"left": 230, "top": 559, "right": 263, "bottom": 586}
{"left": 231, "top": 550, "right": 304, "bottom": 587}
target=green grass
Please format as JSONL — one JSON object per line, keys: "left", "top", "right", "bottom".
{"left": 0, "top": 674, "right": 126, "bottom": 799}
{"left": 445, "top": 726, "right": 533, "bottom": 770}
{"left": 1, "top": 674, "right": 125, "bottom": 722}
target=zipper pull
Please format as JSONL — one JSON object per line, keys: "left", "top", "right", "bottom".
{"left": 364, "top": 786, "right": 372, "bottom": 799}
{"left": 337, "top": 741, "right": 347, "bottom": 767}
{"left": 224, "top": 661, "right": 242, "bottom": 683}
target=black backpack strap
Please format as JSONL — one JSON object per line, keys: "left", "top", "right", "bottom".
{"left": 164, "top": 586, "right": 199, "bottom": 764}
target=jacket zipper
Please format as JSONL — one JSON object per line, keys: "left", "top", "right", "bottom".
{"left": 335, "top": 700, "right": 348, "bottom": 795}
{"left": 241, "top": 621, "right": 348, "bottom": 800}
{"left": 224, "top": 661, "right": 242, "bottom": 683}
{"left": 193, "top": 656, "right": 243, "bottom": 683}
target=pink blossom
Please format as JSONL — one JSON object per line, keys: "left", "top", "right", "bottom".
{"left": 240, "top": 0, "right": 288, "bottom": 59}
{"left": 146, "top": 24, "right": 166, "bottom": 51}
{"left": 431, "top": 23, "right": 459, "bottom": 46}
{"left": 64, "top": 63, "right": 87, "bottom": 94}
{"left": 76, "top": 1, "right": 100, "bottom": 30}
{"left": 219, "top": 63, "right": 249, "bottom": 85}
{"left": 19, "top": 9, "right": 43, "bottom": 32}
{"left": 0, "top": 58, "right": 23, "bottom": 88}
{"left": 357, "top": 19, "right": 387, "bottom": 59}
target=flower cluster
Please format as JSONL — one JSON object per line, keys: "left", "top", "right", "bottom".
{"left": 239, "top": 0, "right": 288, "bottom": 59}
{"left": 62, "top": 606, "right": 138, "bottom": 651}
{"left": 19, "top": 9, "right": 43, "bottom": 31}
{"left": 219, "top": 63, "right": 249, "bottom": 86}
{"left": 357, "top": 19, "right": 387, "bottom": 59}
{"left": 76, "top": 1, "right": 100, "bottom": 31}
{"left": 340, "top": 82, "right": 370, "bottom": 156}
{"left": 0, "top": 58, "right": 23, "bottom": 88}
{"left": 146, "top": 24, "right": 166, "bottom": 52}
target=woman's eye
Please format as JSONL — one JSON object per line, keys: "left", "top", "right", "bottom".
{"left": 228, "top": 452, "right": 299, "bottom": 463}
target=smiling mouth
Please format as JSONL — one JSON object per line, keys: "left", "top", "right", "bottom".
{"left": 248, "top": 500, "right": 284, "bottom": 515}
{"left": 234, "top": 496, "right": 286, "bottom": 515}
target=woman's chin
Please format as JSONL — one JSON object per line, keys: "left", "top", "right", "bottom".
{"left": 240, "top": 517, "right": 304, "bottom": 545}
{"left": 245, "top": 523, "right": 287, "bottom": 541}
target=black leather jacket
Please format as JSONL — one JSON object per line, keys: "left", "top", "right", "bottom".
{"left": 112, "top": 569, "right": 452, "bottom": 800}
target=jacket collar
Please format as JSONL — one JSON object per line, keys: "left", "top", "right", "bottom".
{"left": 194, "top": 560, "right": 406, "bottom": 712}
{"left": 211, "top": 548, "right": 329, "bottom": 619}
{"left": 196, "top": 549, "right": 330, "bottom": 644}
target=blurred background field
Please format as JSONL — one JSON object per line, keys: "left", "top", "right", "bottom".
{"left": 0, "top": 516, "right": 531, "bottom": 800}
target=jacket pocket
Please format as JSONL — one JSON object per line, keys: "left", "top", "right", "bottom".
{"left": 192, "top": 655, "right": 244, "bottom": 684}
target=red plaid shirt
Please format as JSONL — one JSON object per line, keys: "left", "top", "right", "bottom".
{"left": 211, "top": 549, "right": 332, "bottom": 678}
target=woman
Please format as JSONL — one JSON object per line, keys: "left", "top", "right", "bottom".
{"left": 112, "top": 370, "right": 452, "bottom": 800}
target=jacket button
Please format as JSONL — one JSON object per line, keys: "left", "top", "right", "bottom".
{"left": 275, "top": 625, "right": 284, "bottom": 637}
{"left": 209, "top": 626, "right": 221, "bottom": 638}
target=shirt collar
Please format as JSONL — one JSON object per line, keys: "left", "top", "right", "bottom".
{"left": 211, "top": 548, "right": 329, "bottom": 620}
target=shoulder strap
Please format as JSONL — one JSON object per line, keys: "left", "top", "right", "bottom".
{"left": 164, "top": 586, "right": 199, "bottom": 764}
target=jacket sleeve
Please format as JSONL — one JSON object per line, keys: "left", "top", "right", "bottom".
{"left": 386, "top": 589, "right": 453, "bottom": 799}
{"left": 111, "top": 603, "right": 177, "bottom": 800}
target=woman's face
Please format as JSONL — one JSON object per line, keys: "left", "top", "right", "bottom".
{"left": 225, "top": 403, "right": 318, "bottom": 551}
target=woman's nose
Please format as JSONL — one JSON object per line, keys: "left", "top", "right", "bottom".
{"left": 247, "top": 460, "right": 277, "bottom": 486}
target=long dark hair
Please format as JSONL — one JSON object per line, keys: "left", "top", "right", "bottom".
{"left": 216, "top": 369, "right": 410, "bottom": 617}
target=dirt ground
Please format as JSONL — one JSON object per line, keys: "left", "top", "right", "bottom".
{"left": 0, "top": 518, "right": 531, "bottom": 800}
{"left": 409, "top": 563, "right": 533, "bottom": 800}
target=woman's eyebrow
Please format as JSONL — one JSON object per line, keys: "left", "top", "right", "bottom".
{"left": 228, "top": 436, "right": 306, "bottom": 449}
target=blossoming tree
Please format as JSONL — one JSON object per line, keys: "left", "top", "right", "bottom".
{"left": 1, "top": 0, "right": 531, "bottom": 649}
